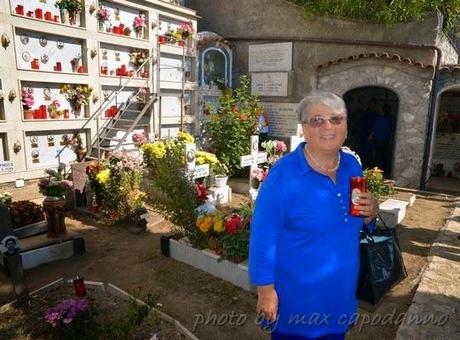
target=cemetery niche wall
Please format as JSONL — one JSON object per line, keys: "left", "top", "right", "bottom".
{"left": 0, "top": 0, "right": 199, "bottom": 183}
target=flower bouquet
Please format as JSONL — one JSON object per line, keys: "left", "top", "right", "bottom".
{"left": 38, "top": 167, "right": 73, "bottom": 198}
{"left": 261, "top": 139, "right": 287, "bottom": 167}
{"left": 132, "top": 131, "right": 147, "bottom": 146}
{"left": 133, "top": 14, "right": 146, "bottom": 38}
{"left": 60, "top": 84, "right": 93, "bottom": 115}
{"left": 96, "top": 7, "right": 110, "bottom": 30}
{"left": 129, "top": 50, "right": 148, "bottom": 73}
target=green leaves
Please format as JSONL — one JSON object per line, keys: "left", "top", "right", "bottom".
{"left": 288, "top": 0, "right": 460, "bottom": 30}
{"left": 204, "top": 75, "right": 262, "bottom": 177}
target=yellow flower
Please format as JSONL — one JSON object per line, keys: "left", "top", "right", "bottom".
{"left": 95, "top": 169, "right": 110, "bottom": 184}
{"left": 213, "top": 219, "right": 224, "bottom": 233}
{"left": 177, "top": 131, "right": 194, "bottom": 144}
{"left": 196, "top": 151, "right": 219, "bottom": 166}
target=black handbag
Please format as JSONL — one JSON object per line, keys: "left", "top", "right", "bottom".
{"left": 357, "top": 214, "right": 407, "bottom": 305}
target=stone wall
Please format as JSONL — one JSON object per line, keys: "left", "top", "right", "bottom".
{"left": 318, "top": 60, "right": 434, "bottom": 187}
{"left": 437, "top": 33, "right": 459, "bottom": 65}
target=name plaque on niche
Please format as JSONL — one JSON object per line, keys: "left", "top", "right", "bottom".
{"left": 251, "top": 73, "right": 288, "bottom": 97}
{"left": 249, "top": 42, "right": 292, "bottom": 72}
{"left": 0, "top": 161, "right": 14, "bottom": 173}
{"left": 260, "top": 102, "right": 298, "bottom": 138}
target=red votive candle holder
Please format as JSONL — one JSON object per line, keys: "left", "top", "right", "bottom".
{"left": 77, "top": 65, "right": 84, "bottom": 73}
{"left": 54, "top": 15, "right": 59, "bottom": 22}
{"left": 26, "top": 11, "right": 34, "bottom": 18}
{"left": 158, "top": 35, "right": 167, "bottom": 44}
{"left": 63, "top": 109, "right": 70, "bottom": 119}
{"left": 40, "top": 105, "right": 47, "bottom": 119}
{"left": 73, "top": 275, "right": 87, "bottom": 297}
{"left": 16, "top": 5, "right": 24, "bottom": 16}
{"left": 45, "top": 11, "right": 52, "bottom": 21}
{"left": 33, "top": 109, "right": 40, "bottom": 119}
{"left": 35, "top": 8, "right": 43, "bottom": 20}
{"left": 56, "top": 62, "right": 62, "bottom": 72}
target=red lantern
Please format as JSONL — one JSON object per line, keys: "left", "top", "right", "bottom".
{"left": 40, "top": 105, "right": 47, "bottom": 119}
{"left": 35, "top": 8, "right": 43, "bottom": 20}
{"left": 73, "top": 275, "right": 87, "bottom": 298}
{"left": 16, "top": 5, "right": 24, "bottom": 16}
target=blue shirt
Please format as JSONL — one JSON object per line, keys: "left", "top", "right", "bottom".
{"left": 249, "top": 142, "right": 364, "bottom": 337}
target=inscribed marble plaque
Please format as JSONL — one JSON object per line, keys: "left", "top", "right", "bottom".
{"left": 249, "top": 42, "right": 292, "bottom": 72}
{"left": 251, "top": 73, "right": 288, "bottom": 97}
{"left": 260, "top": 102, "right": 298, "bottom": 138}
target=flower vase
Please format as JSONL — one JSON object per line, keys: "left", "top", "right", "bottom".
{"left": 214, "top": 175, "right": 228, "bottom": 188}
{"left": 60, "top": 8, "right": 69, "bottom": 24}
{"left": 23, "top": 109, "right": 34, "bottom": 120}
{"left": 69, "top": 11, "right": 77, "bottom": 25}
{"left": 136, "top": 28, "right": 144, "bottom": 39}
{"left": 73, "top": 104, "right": 82, "bottom": 117}
{"left": 43, "top": 196, "right": 67, "bottom": 238}
{"left": 99, "top": 21, "right": 104, "bottom": 31}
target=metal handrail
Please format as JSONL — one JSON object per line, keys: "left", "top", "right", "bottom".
{"left": 56, "top": 48, "right": 156, "bottom": 160}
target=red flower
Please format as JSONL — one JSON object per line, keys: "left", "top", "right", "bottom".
{"left": 225, "top": 214, "right": 241, "bottom": 235}
{"left": 195, "top": 182, "right": 208, "bottom": 203}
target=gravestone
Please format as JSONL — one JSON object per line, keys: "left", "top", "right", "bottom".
{"left": 239, "top": 135, "right": 267, "bottom": 200}
{"left": 0, "top": 206, "right": 28, "bottom": 304}
{"left": 71, "top": 161, "right": 93, "bottom": 208}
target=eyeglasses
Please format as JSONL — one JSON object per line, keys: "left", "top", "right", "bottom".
{"left": 303, "top": 115, "right": 347, "bottom": 128}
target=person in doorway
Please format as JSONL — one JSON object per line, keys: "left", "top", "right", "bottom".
{"left": 368, "top": 104, "right": 392, "bottom": 173}
{"left": 249, "top": 90, "right": 379, "bottom": 339}
{"left": 359, "top": 98, "right": 378, "bottom": 167}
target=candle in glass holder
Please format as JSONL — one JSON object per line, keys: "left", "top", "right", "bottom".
{"left": 16, "top": 5, "right": 24, "bottom": 15}
{"left": 56, "top": 62, "right": 62, "bottom": 72}
{"left": 35, "top": 8, "right": 43, "bottom": 20}
{"left": 73, "top": 275, "right": 87, "bottom": 297}
{"left": 63, "top": 109, "right": 70, "bottom": 119}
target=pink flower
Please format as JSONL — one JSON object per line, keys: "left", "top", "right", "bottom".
{"left": 251, "top": 168, "right": 268, "bottom": 182}
{"left": 133, "top": 14, "right": 146, "bottom": 31}
{"left": 275, "top": 141, "right": 287, "bottom": 154}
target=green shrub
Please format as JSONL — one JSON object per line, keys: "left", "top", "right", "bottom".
{"left": 204, "top": 75, "right": 264, "bottom": 176}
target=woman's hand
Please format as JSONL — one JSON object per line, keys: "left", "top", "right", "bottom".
{"left": 356, "top": 191, "right": 379, "bottom": 225}
{"left": 256, "top": 285, "right": 278, "bottom": 322}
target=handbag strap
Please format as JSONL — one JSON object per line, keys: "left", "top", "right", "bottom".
{"left": 377, "top": 212, "right": 390, "bottom": 230}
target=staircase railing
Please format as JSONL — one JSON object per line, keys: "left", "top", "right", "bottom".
{"left": 56, "top": 48, "right": 156, "bottom": 162}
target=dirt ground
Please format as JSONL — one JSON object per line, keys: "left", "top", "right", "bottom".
{"left": 0, "top": 187, "right": 457, "bottom": 340}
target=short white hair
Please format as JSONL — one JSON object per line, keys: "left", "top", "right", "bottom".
{"left": 297, "top": 90, "right": 347, "bottom": 124}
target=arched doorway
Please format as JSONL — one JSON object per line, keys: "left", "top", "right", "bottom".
{"left": 343, "top": 86, "right": 399, "bottom": 177}
{"left": 426, "top": 87, "right": 460, "bottom": 193}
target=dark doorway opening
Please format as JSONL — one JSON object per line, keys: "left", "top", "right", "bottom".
{"left": 343, "top": 86, "right": 398, "bottom": 178}
{"left": 426, "top": 89, "right": 460, "bottom": 194}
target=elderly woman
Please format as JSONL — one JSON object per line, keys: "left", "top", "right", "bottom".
{"left": 249, "top": 91, "right": 379, "bottom": 340}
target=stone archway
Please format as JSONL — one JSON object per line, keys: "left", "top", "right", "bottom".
{"left": 343, "top": 86, "right": 398, "bottom": 177}
{"left": 317, "top": 59, "right": 434, "bottom": 187}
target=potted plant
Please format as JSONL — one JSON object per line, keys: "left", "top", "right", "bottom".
{"left": 60, "top": 84, "right": 93, "bottom": 116}
{"left": 48, "top": 99, "right": 63, "bottom": 119}
{"left": 96, "top": 7, "right": 110, "bottom": 31}
{"left": 133, "top": 13, "right": 146, "bottom": 39}
{"left": 38, "top": 166, "right": 73, "bottom": 237}
{"left": 55, "top": 0, "right": 83, "bottom": 25}
{"left": 213, "top": 162, "right": 229, "bottom": 187}
{"left": 21, "top": 87, "right": 34, "bottom": 120}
